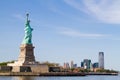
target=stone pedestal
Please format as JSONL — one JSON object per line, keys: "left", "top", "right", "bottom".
{"left": 18, "top": 44, "right": 36, "bottom": 65}
{"left": 7, "top": 44, "right": 39, "bottom": 66}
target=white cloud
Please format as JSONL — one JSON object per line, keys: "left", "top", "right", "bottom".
{"left": 13, "top": 14, "right": 25, "bottom": 20}
{"left": 64, "top": 0, "right": 90, "bottom": 14}
{"left": 64, "top": 0, "right": 120, "bottom": 24}
{"left": 58, "top": 27, "right": 106, "bottom": 38}
{"left": 49, "top": 6, "right": 65, "bottom": 16}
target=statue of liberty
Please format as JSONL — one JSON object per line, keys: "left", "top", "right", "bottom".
{"left": 22, "top": 14, "right": 33, "bottom": 44}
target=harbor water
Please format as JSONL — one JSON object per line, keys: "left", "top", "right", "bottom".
{"left": 0, "top": 75, "right": 119, "bottom": 80}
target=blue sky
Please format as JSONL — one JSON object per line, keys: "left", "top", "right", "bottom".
{"left": 0, "top": 0, "right": 120, "bottom": 70}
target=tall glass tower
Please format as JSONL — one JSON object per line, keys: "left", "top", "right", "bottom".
{"left": 99, "top": 52, "right": 104, "bottom": 69}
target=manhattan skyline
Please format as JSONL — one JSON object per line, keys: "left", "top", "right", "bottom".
{"left": 0, "top": 0, "right": 120, "bottom": 70}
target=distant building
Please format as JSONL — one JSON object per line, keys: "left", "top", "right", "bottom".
{"left": 66, "top": 62, "right": 70, "bottom": 68}
{"left": 63, "top": 63, "right": 66, "bottom": 68}
{"left": 71, "top": 60, "right": 74, "bottom": 68}
{"left": 99, "top": 52, "right": 104, "bottom": 69}
{"left": 63, "top": 62, "right": 70, "bottom": 69}
{"left": 81, "top": 59, "right": 92, "bottom": 69}
{"left": 73, "top": 64, "right": 77, "bottom": 68}
{"left": 49, "top": 66, "right": 61, "bottom": 72}
{"left": 93, "top": 62, "right": 99, "bottom": 68}
{"left": 81, "top": 62, "right": 84, "bottom": 68}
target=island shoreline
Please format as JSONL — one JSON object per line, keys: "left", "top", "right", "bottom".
{"left": 0, "top": 72, "right": 118, "bottom": 76}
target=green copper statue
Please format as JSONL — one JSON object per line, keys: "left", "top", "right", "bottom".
{"left": 22, "top": 14, "right": 33, "bottom": 44}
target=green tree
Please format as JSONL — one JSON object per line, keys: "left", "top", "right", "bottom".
{"left": 0, "top": 61, "right": 14, "bottom": 66}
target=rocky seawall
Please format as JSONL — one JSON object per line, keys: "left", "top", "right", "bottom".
{"left": 0, "top": 72, "right": 118, "bottom": 76}
{"left": 0, "top": 72, "right": 85, "bottom": 76}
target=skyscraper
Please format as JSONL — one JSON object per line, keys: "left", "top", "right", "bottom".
{"left": 81, "top": 59, "right": 92, "bottom": 69}
{"left": 93, "top": 62, "right": 99, "bottom": 68}
{"left": 63, "top": 62, "right": 70, "bottom": 69}
{"left": 99, "top": 52, "right": 104, "bottom": 69}
{"left": 71, "top": 60, "right": 74, "bottom": 68}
